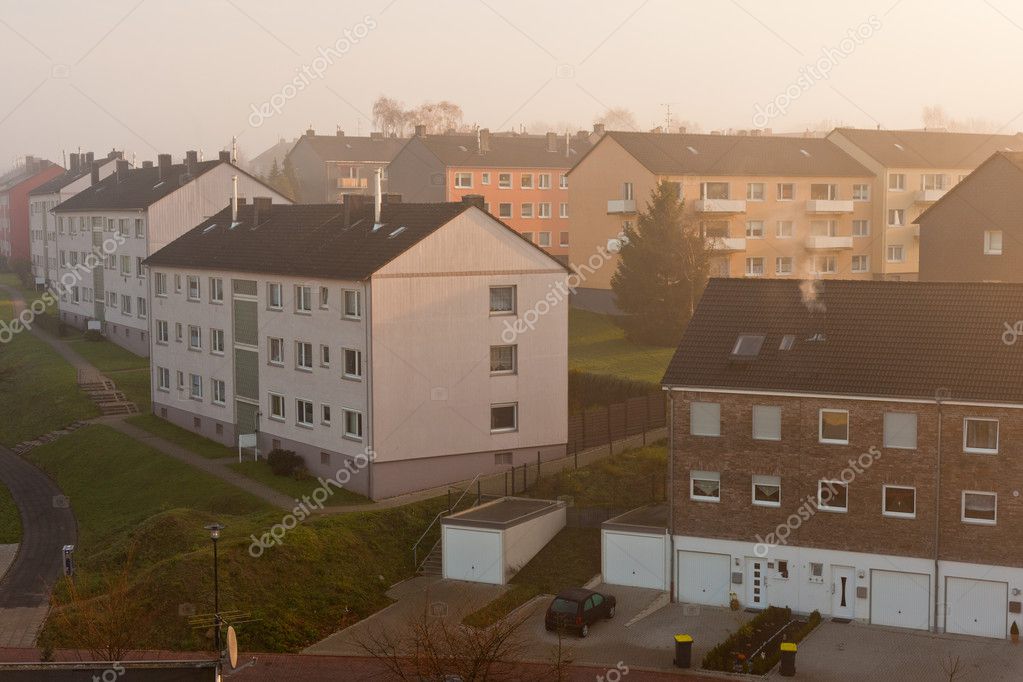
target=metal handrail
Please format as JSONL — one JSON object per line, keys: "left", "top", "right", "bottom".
{"left": 412, "top": 472, "right": 482, "bottom": 568}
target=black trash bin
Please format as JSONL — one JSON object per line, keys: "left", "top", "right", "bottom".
{"left": 779, "top": 642, "right": 796, "bottom": 677}
{"left": 673, "top": 634, "right": 692, "bottom": 668}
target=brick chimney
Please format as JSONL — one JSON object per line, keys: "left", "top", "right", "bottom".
{"left": 218, "top": 151, "right": 231, "bottom": 162}
{"left": 252, "top": 196, "right": 272, "bottom": 225}
{"left": 69, "top": 154, "right": 80, "bottom": 174}
{"left": 157, "top": 154, "right": 172, "bottom": 181}
{"left": 592, "top": 123, "right": 606, "bottom": 136}
{"left": 414, "top": 124, "right": 427, "bottom": 138}
{"left": 479, "top": 128, "right": 491, "bottom": 154}
{"left": 461, "top": 194, "right": 485, "bottom": 209}
{"left": 116, "top": 159, "right": 129, "bottom": 182}
{"left": 142, "top": 160, "right": 154, "bottom": 168}
{"left": 185, "top": 150, "right": 198, "bottom": 175}
{"left": 85, "top": 151, "right": 95, "bottom": 167}
{"left": 546, "top": 132, "right": 557, "bottom": 153}
{"left": 90, "top": 161, "right": 101, "bottom": 186}
{"left": 343, "top": 193, "right": 368, "bottom": 227}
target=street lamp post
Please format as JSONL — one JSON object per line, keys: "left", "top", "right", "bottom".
{"left": 204, "top": 523, "right": 225, "bottom": 656}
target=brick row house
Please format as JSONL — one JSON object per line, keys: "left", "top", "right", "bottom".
{"left": 663, "top": 278, "right": 1023, "bottom": 639}
{"left": 51, "top": 152, "right": 289, "bottom": 355}
{"left": 387, "top": 126, "right": 599, "bottom": 263}
{"left": 143, "top": 194, "right": 568, "bottom": 499}
{"left": 0, "top": 156, "right": 63, "bottom": 264}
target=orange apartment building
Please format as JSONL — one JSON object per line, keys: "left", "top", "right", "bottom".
{"left": 567, "top": 131, "right": 878, "bottom": 312}
{"left": 386, "top": 126, "right": 600, "bottom": 261}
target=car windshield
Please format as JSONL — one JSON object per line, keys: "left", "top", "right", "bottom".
{"left": 550, "top": 598, "right": 578, "bottom": 614}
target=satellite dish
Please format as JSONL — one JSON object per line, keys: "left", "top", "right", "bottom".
{"left": 227, "top": 625, "right": 239, "bottom": 669}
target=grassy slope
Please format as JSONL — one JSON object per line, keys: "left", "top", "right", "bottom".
{"left": 30, "top": 424, "right": 446, "bottom": 652}
{"left": 569, "top": 308, "right": 675, "bottom": 385}
{"left": 528, "top": 443, "right": 668, "bottom": 509}
{"left": 0, "top": 297, "right": 98, "bottom": 446}
{"left": 0, "top": 482, "right": 21, "bottom": 544}
{"left": 65, "top": 334, "right": 151, "bottom": 411}
{"left": 228, "top": 460, "right": 368, "bottom": 505}
{"left": 126, "top": 414, "right": 236, "bottom": 460}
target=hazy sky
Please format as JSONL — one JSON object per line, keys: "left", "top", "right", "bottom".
{"left": 2, "top": 0, "right": 1022, "bottom": 168}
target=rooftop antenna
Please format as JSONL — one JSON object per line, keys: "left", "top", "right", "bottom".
{"left": 131, "top": 151, "right": 136, "bottom": 167}
{"left": 661, "top": 103, "right": 673, "bottom": 131}
{"left": 373, "top": 167, "right": 383, "bottom": 225}
{"left": 231, "top": 136, "right": 238, "bottom": 163}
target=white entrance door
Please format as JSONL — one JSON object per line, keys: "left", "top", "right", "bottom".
{"left": 676, "top": 551, "right": 731, "bottom": 606}
{"left": 870, "top": 570, "right": 930, "bottom": 630}
{"left": 946, "top": 577, "right": 1007, "bottom": 639}
{"left": 746, "top": 558, "right": 767, "bottom": 608}
{"left": 832, "top": 565, "right": 856, "bottom": 619}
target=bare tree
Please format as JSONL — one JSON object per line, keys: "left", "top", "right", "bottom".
{"left": 922, "top": 105, "right": 999, "bottom": 133}
{"left": 596, "top": 107, "right": 639, "bottom": 131}
{"left": 373, "top": 96, "right": 467, "bottom": 136}
{"left": 373, "top": 96, "right": 408, "bottom": 136}
{"left": 940, "top": 654, "right": 965, "bottom": 681}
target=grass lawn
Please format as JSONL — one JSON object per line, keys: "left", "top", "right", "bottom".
{"left": 528, "top": 442, "right": 667, "bottom": 510}
{"left": 65, "top": 337, "right": 148, "bottom": 372}
{"left": 228, "top": 460, "right": 368, "bottom": 505}
{"left": 0, "top": 482, "right": 22, "bottom": 544}
{"left": 109, "top": 368, "right": 151, "bottom": 412}
{"left": 30, "top": 424, "right": 447, "bottom": 653}
{"left": 569, "top": 308, "right": 675, "bottom": 385}
{"left": 0, "top": 297, "right": 98, "bottom": 446}
{"left": 125, "top": 413, "right": 236, "bottom": 460}
{"left": 463, "top": 528, "right": 601, "bottom": 628}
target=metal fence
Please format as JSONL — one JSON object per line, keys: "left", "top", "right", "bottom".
{"left": 567, "top": 393, "right": 667, "bottom": 454}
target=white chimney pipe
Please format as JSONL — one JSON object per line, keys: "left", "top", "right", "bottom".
{"left": 374, "top": 167, "right": 383, "bottom": 224}
{"left": 232, "top": 175, "right": 239, "bottom": 223}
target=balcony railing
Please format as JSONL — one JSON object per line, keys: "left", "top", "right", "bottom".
{"left": 338, "top": 177, "right": 369, "bottom": 189}
{"left": 695, "top": 198, "right": 747, "bottom": 213}
{"left": 806, "top": 199, "right": 854, "bottom": 213}
{"left": 805, "top": 235, "right": 854, "bottom": 250}
{"left": 914, "top": 189, "right": 947, "bottom": 203}
{"left": 607, "top": 199, "right": 637, "bottom": 214}
{"left": 705, "top": 236, "right": 747, "bottom": 252}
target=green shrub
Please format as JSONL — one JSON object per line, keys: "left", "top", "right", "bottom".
{"left": 83, "top": 329, "right": 103, "bottom": 342}
{"left": 267, "top": 448, "right": 304, "bottom": 477}
{"left": 568, "top": 369, "right": 658, "bottom": 412}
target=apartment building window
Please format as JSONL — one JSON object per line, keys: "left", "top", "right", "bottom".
{"left": 137, "top": 297, "right": 147, "bottom": 319}
{"left": 176, "top": 371, "right": 185, "bottom": 390}
{"left": 559, "top": 203, "right": 568, "bottom": 219}
{"left": 883, "top": 412, "right": 917, "bottom": 449}
{"left": 538, "top": 173, "right": 551, "bottom": 189}
{"left": 268, "top": 282, "right": 283, "bottom": 309}
{"left": 962, "top": 491, "right": 997, "bottom": 525}
{"left": 343, "top": 348, "right": 362, "bottom": 379}
{"left": 269, "top": 393, "right": 286, "bottom": 421}
{"left": 752, "top": 405, "right": 781, "bottom": 441}
{"left": 343, "top": 408, "right": 364, "bottom": 439}
{"left": 984, "top": 230, "right": 1003, "bottom": 255}
{"left": 319, "top": 286, "right": 329, "bottom": 309}
{"left": 852, "top": 220, "right": 870, "bottom": 237}
{"left": 268, "top": 337, "right": 284, "bottom": 365}
{"left": 700, "top": 182, "right": 728, "bottom": 199}
{"left": 174, "top": 274, "right": 182, "bottom": 293}
{"left": 538, "top": 231, "right": 551, "bottom": 247}
{"left": 71, "top": 287, "right": 79, "bottom": 303}
{"left": 498, "top": 173, "right": 511, "bottom": 189}
{"left": 175, "top": 322, "right": 182, "bottom": 341}
{"left": 852, "top": 184, "right": 870, "bottom": 201}
{"left": 538, "top": 203, "right": 551, "bottom": 219}
{"left": 813, "top": 255, "right": 836, "bottom": 274}
{"left": 295, "top": 285, "right": 313, "bottom": 313}
{"left": 888, "top": 209, "right": 905, "bottom": 227}
{"left": 559, "top": 173, "right": 568, "bottom": 189}
{"left": 690, "top": 471, "right": 720, "bottom": 502}
{"left": 622, "top": 182, "right": 634, "bottom": 200}
{"left": 156, "top": 320, "right": 169, "bottom": 344}
{"left": 343, "top": 289, "right": 361, "bottom": 319}
{"left": 106, "top": 291, "right": 116, "bottom": 308}
{"left": 752, "top": 475, "right": 781, "bottom": 507}
{"left": 745, "top": 257, "right": 765, "bottom": 277}
{"left": 135, "top": 257, "right": 145, "bottom": 277}
{"left": 810, "top": 184, "right": 837, "bottom": 200}
{"left": 520, "top": 203, "right": 534, "bottom": 219}
{"left": 851, "top": 255, "right": 869, "bottom": 273}
{"left": 318, "top": 344, "right": 330, "bottom": 367}
{"left": 746, "top": 183, "right": 765, "bottom": 201}
{"left": 776, "top": 221, "right": 793, "bottom": 238}
{"left": 454, "top": 172, "right": 472, "bottom": 188}
{"left": 818, "top": 481, "right": 848, "bottom": 512}
{"left": 887, "top": 244, "right": 905, "bottom": 262}
{"left": 559, "top": 231, "right": 569, "bottom": 247}
{"left": 690, "top": 401, "right": 721, "bottom": 437}
{"left": 118, "top": 218, "right": 129, "bottom": 236}
{"left": 106, "top": 254, "right": 115, "bottom": 270}
{"left": 888, "top": 173, "right": 906, "bottom": 191}
{"left": 59, "top": 251, "right": 66, "bottom": 267}
{"left": 964, "top": 417, "right": 998, "bottom": 454}
{"left": 490, "top": 403, "right": 518, "bottom": 433}
{"left": 121, "top": 294, "right": 132, "bottom": 315}
{"left": 210, "top": 277, "right": 224, "bottom": 303}
{"left": 481, "top": 172, "right": 490, "bottom": 185}
{"left": 810, "top": 220, "right": 837, "bottom": 237}
{"left": 321, "top": 404, "right": 331, "bottom": 426}
{"left": 819, "top": 409, "right": 849, "bottom": 444}
{"left": 777, "top": 183, "right": 794, "bottom": 200}
{"left": 296, "top": 399, "right": 314, "bottom": 427}
{"left": 489, "top": 285, "right": 516, "bottom": 314}
{"left": 69, "top": 251, "right": 79, "bottom": 268}
{"left": 775, "top": 257, "right": 793, "bottom": 275}
{"left": 102, "top": 217, "right": 112, "bottom": 231}
{"left": 135, "top": 218, "right": 144, "bottom": 238}
{"left": 922, "top": 174, "right": 947, "bottom": 191}
{"left": 211, "top": 328, "right": 225, "bottom": 355}
{"left": 521, "top": 173, "right": 533, "bottom": 189}
{"left": 188, "top": 325, "right": 202, "bottom": 350}
{"left": 189, "top": 374, "right": 203, "bottom": 400}
{"left": 745, "top": 221, "right": 765, "bottom": 239}
{"left": 883, "top": 485, "right": 916, "bottom": 518}
{"left": 296, "top": 341, "right": 313, "bottom": 370}
{"left": 490, "top": 345, "right": 517, "bottom": 374}
{"left": 157, "top": 367, "right": 170, "bottom": 391}
{"left": 211, "top": 379, "right": 226, "bottom": 406}
{"left": 498, "top": 203, "right": 512, "bottom": 219}
{"left": 58, "top": 217, "right": 65, "bottom": 234}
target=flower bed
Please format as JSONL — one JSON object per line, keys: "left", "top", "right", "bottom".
{"left": 702, "top": 606, "right": 821, "bottom": 675}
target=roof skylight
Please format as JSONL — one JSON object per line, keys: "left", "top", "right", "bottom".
{"left": 732, "top": 334, "right": 765, "bottom": 357}
{"left": 388, "top": 225, "right": 407, "bottom": 239}
{"left": 779, "top": 335, "right": 795, "bottom": 351}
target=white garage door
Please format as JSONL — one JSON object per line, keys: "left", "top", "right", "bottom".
{"left": 870, "top": 570, "right": 930, "bottom": 630}
{"left": 946, "top": 577, "right": 1007, "bottom": 639}
{"left": 603, "top": 531, "right": 667, "bottom": 590}
{"left": 677, "top": 551, "right": 731, "bottom": 606}
{"left": 442, "top": 526, "right": 503, "bottom": 584}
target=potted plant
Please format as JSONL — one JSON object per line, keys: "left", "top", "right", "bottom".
{"left": 729, "top": 592, "right": 740, "bottom": 611}
{"left": 1011, "top": 621, "right": 1019, "bottom": 644}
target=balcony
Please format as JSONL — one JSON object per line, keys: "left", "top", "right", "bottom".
{"left": 695, "top": 198, "right": 746, "bottom": 213}
{"left": 914, "top": 189, "right": 948, "bottom": 203}
{"left": 705, "top": 236, "right": 747, "bottom": 252}
{"left": 805, "top": 235, "right": 854, "bottom": 250}
{"left": 806, "top": 199, "right": 854, "bottom": 213}
{"left": 607, "top": 199, "right": 636, "bottom": 214}
{"left": 338, "top": 177, "right": 369, "bottom": 189}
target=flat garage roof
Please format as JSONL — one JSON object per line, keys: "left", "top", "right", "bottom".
{"left": 442, "top": 497, "right": 563, "bottom": 529}
{"left": 602, "top": 504, "right": 668, "bottom": 532}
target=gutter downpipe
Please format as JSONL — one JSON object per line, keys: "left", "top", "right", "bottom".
{"left": 933, "top": 388, "right": 948, "bottom": 634}
{"left": 667, "top": 388, "right": 676, "bottom": 602}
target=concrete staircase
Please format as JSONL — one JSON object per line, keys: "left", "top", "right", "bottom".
{"left": 77, "top": 369, "right": 138, "bottom": 416}
{"left": 418, "top": 540, "right": 443, "bottom": 577}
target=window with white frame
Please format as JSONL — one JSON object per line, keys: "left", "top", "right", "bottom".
{"left": 498, "top": 203, "right": 513, "bottom": 219}
{"left": 887, "top": 244, "right": 905, "bottom": 262}
{"left": 852, "top": 184, "right": 870, "bottom": 201}
{"left": 137, "top": 297, "right": 147, "bottom": 319}
{"left": 135, "top": 257, "right": 145, "bottom": 277}
{"left": 268, "top": 337, "right": 284, "bottom": 365}
{"left": 538, "top": 231, "right": 551, "bottom": 247}
{"left": 752, "top": 474, "right": 781, "bottom": 507}
{"left": 888, "top": 208, "right": 905, "bottom": 227}
{"left": 690, "top": 401, "right": 721, "bottom": 437}
{"left": 851, "top": 255, "right": 869, "bottom": 272}
{"left": 520, "top": 203, "right": 534, "bottom": 219}
{"left": 108, "top": 291, "right": 117, "bottom": 308}
{"left": 121, "top": 294, "right": 132, "bottom": 314}
{"left": 964, "top": 418, "right": 998, "bottom": 454}
{"left": 188, "top": 325, "right": 201, "bottom": 350}
{"left": 490, "top": 403, "right": 518, "bottom": 432}
{"left": 559, "top": 231, "right": 569, "bottom": 246}
{"left": 962, "top": 491, "right": 997, "bottom": 525}
{"left": 521, "top": 173, "right": 533, "bottom": 189}
{"left": 490, "top": 345, "right": 517, "bottom": 374}
{"left": 319, "top": 286, "right": 329, "bottom": 309}
{"left": 498, "top": 173, "right": 511, "bottom": 189}
{"left": 187, "top": 275, "right": 200, "bottom": 301}
{"left": 559, "top": 202, "right": 569, "bottom": 218}
{"left": 269, "top": 393, "right": 285, "bottom": 420}
{"left": 211, "top": 328, "right": 225, "bottom": 354}
{"left": 268, "top": 282, "right": 283, "bottom": 309}
{"left": 810, "top": 184, "right": 838, "bottom": 200}
{"left": 852, "top": 220, "right": 870, "bottom": 237}
{"left": 776, "top": 221, "right": 793, "bottom": 238}
{"left": 921, "top": 173, "right": 947, "bottom": 191}
{"left": 752, "top": 405, "right": 781, "bottom": 441}
{"left": 343, "top": 289, "right": 362, "bottom": 319}
{"left": 157, "top": 367, "right": 170, "bottom": 391}
{"left": 690, "top": 471, "right": 720, "bottom": 502}
{"left": 745, "top": 257, "right": 765, "bottom": 277}
{"left": 489, "top": 285, "right": 515, "bottom": 314}
{"left": 344, "top": 408, "right": 364, "bottom": 439}
{"left": 189, "top": 373, "right": 203, "bottom": 399}
{"left": 819, "top": 409, "right": 849, "bottom": 444}
{"left": 120, "top": 255, "right": 131, "bottom": 276}
{"left": 175, "top": 322, "right": 182, "bottom": 341}
{"left": 559, "top": 173, "right": 568, "bottom": 189}
{"left": 883, "top": 412, "right": 917, "bottom": 449}
{"left": 622, "top": 182, "right": 634, "bottom": 200}
{"left": 777, "top": 183, "right": 794, "bottom": 200}
{"left": 746, "top": 221, "right": 765, "bottom": 239}
{"left": 538, "top": 202, "right": 551, "bottom": 219}
{"left": 135, "top": 218, "right": 144, "bottom": 238}
{"left": 210, "top": 277, "right": 224, "bottom": 303}
{"left": 317, "top": 344, "right": 329, "bottom": 367}
{"left": 813, "top": 255, "right": 836, "bottom": 274}
{"left": 810, "top": 220, "right": 838, "bottom": 237}
{"left": 454, "top": 172, "right": 472, "bottom": 188}
{"left": 156, "top": 320, "right": 169, "bottom": 344}
{"left": 984, "top": 230, "right": 1003, "bottom": 255}
{"left": 747, "top": 183, "right": 765, "bottom": 201}
{"left": 295, "top": 285, "right": 312, "bottom": 312}
{"left": 818, "top": 480, "right": 848, "bottom": 512}
{"left": 775, "top": 257, "right": 793, "bottom": 275}
{"left": 343, "top": 348, "right": 362, "bottom": 379}
{"left": 212, "top": 379, "right": 226, "bottom": 405}
{"left": 176, "top": 371, "right": 184, "bottom": 390}
{"left": 888, "top": 173, "right": 905, "bottom": 191}
{"left": 481, "top": 172, "right": 490, "bottom": 185}
{"left": 155, "top": 272, "right": 167, "bottom": 296}
{"left": 296, "top": 399, "right": 314, "bottom": 426}
{"left": 321, "top": 404, "right": 331, "bottom": 425}
{"left": 883, "top": 485, "right": 915, "bottom": 518}
{"left": 296, "top": 341, "right": 313, "bottom": 370}
{"left": 538, "top": 173, "right": 551, "bottom": 189}
{"left": 174, "top": 274, "right": 182, "bottom": 292}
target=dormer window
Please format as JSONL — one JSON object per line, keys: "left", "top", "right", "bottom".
{"left": 779, "top": 335, "right": 795, "bottom": 351}
{"left": 732, "top": 334, "right": 764, "bottom": 357}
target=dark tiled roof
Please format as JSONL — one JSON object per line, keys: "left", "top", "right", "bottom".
{"left": 831, "top": 127, "right": 1023, "bottom": 168}
{"left": 0, "top": 159, "right": 59, "bottom": 192}
{"left": 145, "top": 201, "right": 476, "bottom": 280}
{"left": 292, "top": 134, "right": 406, "bottom": 162}
{"left": 596, "top": 131, "right": 872, "bottom": 177}
{"left": 417, "top": 133, "right": 593, "bottom": 169}
{"left": 53, "top": 160, "right": 222, "bottom": 211}
{"left": 29, "top": 159, "right": 116, "bottom": 196}
{"left": 662, "top": 278, "right": 1023, "bottom": 404}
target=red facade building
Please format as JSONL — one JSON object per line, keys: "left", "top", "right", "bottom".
{"left": 0, "top": 156, "right": 62, "bottom": 263}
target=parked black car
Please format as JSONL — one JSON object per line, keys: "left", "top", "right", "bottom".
{"left": 544, "top": 588, "right": 616, "bottom": 637}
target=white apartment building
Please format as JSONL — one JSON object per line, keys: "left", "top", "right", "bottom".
{"left": 52, "top": 151, "right": 290, "bottom": 355}
{"left": 144, "top": 194, "right": 569, "bottom": 499}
